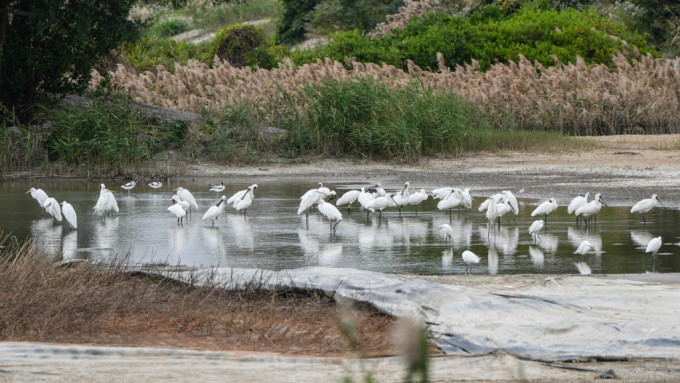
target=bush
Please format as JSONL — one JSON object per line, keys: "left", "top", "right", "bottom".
{"left": 276, "top": 0, "right": 322, "bottom": 44}
{"left": 210, "top": 24, "right": 278, "bottom": 69}
{"left": 45, "top": 94, "right": 186, "bottom": 168}
{"left": 308, "top": 0, "right": 405, "bottom": 35}
{"left": 148, "top": 16, "right": 192, "bottom": 38}
{"left": 293, "top": 1, "right": 655, "bottom": 71}
{"left": 120, "top": 37, "right": 212, "bottom": 72}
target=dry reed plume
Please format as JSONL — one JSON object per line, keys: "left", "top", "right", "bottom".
{"left": 93, "top": 52, "right": 680, "bottom": 135}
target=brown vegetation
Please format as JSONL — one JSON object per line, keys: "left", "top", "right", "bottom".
{"left": 94, "top": 52, "right": 680, "bottom": 135}
{"left": 0, "top": 239, "right": 397, "bottom": 356}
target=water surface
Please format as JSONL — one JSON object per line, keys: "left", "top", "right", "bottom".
{"left": 2, "top": 179, "right": 679, "bottom": 275}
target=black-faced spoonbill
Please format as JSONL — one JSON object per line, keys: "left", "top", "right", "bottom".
{"left": 461, "top": 250, "right": 480, "bottom": 274}
{"left": 645, "top": 236, "right": 662, "bottom": 263}
{"left": 502, "top": 190, "right": 518, "bottom": 222}
{"left": 567, "top": 192, "right": 589, "bottom": 223}
{"left": 227, "top": 184, "right": 258, "bottom": 205}
{"left": 61, "top": 201, "right": 77, "bottom": 230}
{"left": 575, "top": 193, "right": 607, "bottom": 226}
{"left": 317, "top": 199, "right": 342, "bottom": 234}
{"left": 168, "top": 196, "right": 188, "bottom": 226}
{"left": 528, "top": 220, "right": 544, "bottom": 242}
{"left": 407, "top": 189, "right": 428, "bottom": 214}
{"left": 391, "top": 182, "right": 410, "bottom": 216}
{"left": 202, "top": 195, "right": 227, "bottom": 226}
{"left": 234, "top": 186, "right": 254, "bottom": 217}
{"left": 336, "top": 189, "right": 361, "bottom": 212}
{"left": 531, "top": 198, "right": 558, "bottom": 223}
{"left": 631, "top": 194, "right": 665, "bottom": 224}
{"left": 173, "top": 187, "right": 198, "bottom": 217}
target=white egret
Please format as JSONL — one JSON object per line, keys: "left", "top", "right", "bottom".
{"left": 567, "top": 192, "right": 590, "bottom": 221}
{"left": 26, "top": 188, "right": 49, "bottom": 213}
{"left": 121, "top": 180, "right": 137, "bottom": 193}
{"left": 502, "top": 190, "right": 518, "bottom": 222}
{"left": 461, "top": 250, "right": 480, "bottom": 274}
{"left": 531, "top": 198, "right": 558, "bottom": 223}
{"left": 439, "top": 224, "right": 454, "bottom": 244}
{"left": 60, "top": 201, "right": 77, "bottom": 230}
{"left": 485, "top": 197, "right": 498, "bottom": 234}
{"left": 575, "top": 193, "right": 607, "bottom": 226}
{"left": 645, "top": 236, "right": 662, "bottom": 263}
{"left": 202, "top": 195, "right": 227, "bottom": 226}
{"left": 528, "top": 220, "right": 544, "bottom": 242}
{"left": 168, "top": 196, "right": 188, "bottom": 226}
{"left": 209, "top": 182, "right": 225, "bottom": 193}
{"left": 391, "top": 182, "right": 410, "bottom": 216}
{"left": 148, "top": 181, "right": 162, "bottom": 190}
{"left": 43, "top": 197, "right": 62, "bottom": 222}
{"left": 574, "top": 262, "right": 592, "bottom": 275}
{"left": 631, "top": 194, "right": 665, "bottom": 224}
{"left": 408, "top": 189, "right": 428, "bottom": 214}
{"left": 357, "top": 187, "right": 376, "bottom": 219}
{"left": 93, "top": 184, "right": 119, "bottom": 218}
{"left": 317, "top": 199, "right": 342, "bottom": 234}
{"left": 574, "top": 240, "right": 595, "bottom": 255}
{"left": 234, "top": 186, "right": 254, "bottom": 216}
{"left": 336, "top": 189, "right": 361, "bottom": 212}
{"left": 173, "top": 187, "right": 198, "bottom": 216}
{"left": 460, "top": 188, "right": 473, "bottom": 211}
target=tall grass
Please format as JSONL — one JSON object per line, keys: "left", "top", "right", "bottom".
{"left": 183, "top": 0, "right": 280, "bottom": 31}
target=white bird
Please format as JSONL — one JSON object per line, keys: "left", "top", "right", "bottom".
{"left": 574, "top": 262, "right": 592, "bottom": 275}
{"left": 494, "top": 200, "right": 517, "bottom": 227}
{"left": 209, "top": 182, "right": 225, "bottom": 193}
{"left": 43, "top": 197, "right": 62, "bottom": 222}
{"left": 478, "top": 193, "right": 503, "bottom": 212}
{"left": 460, "top": 188, "right": 473, "bottom": 210}
{"left": 202, "top": 195, "right": 227, "bottom": 226}
{"left": 531, "top": 198, "right": 558, "bottom": 223}
{"left": 432, "top": 187, "right": 453, "bottom": 200}
{"left": 407, "top": 189, "right": 428, "bottom": 214}
{"left": 439, "top": 224, "right": 454, "bottom": 244}
{"left": 574, "top": 240, "right": 595, "bottom": 255}
{"left": 502, "top": 190, "right": 518, "bottom": 217}
{"left": 485, "top": 197, "right": 498, "bottom": 233}
{"left": 645, "top": 236, "right": 662, "bottom": 263}
{"left": 567, "top": 192, "right": 589, "bottom": 215}
{"left": 121, "top": 180, "right": 137, "bottom": 193}
{"left": 437, "top": 189, "right": 463, "bottom": 220}
{"left": 173, "top": 187, "right": 198, "bottom": 214}
{"left": 336, "top": 189, "right": 361, "bottom": 212}
{"left": 317, "top": 199, "right": 342, "bottom": 234}
{"left": 391, "top": 182, "right": 410, "bottom": 216}
{"left": 366, "top": 193, "right": 392, "bottom": 219}
{"left": 461, "top": 250, "right": 480, "bottom": 274}
{"left": 26, "top": 187, "right": 49, "bottom": 213}
{"left": 168, "top": 197, "right": 188, "bottom": 226}
{"left": 299, "top": 190, "right": 324, "bottom": 216}
{"left": 575, "top": 193, "right": 607, "bottom": 225}
{"left": 59, "top": 201, "right": 77, "bottom": 230}
{"left": 631, "top": 194, "right": 665, "bottom": 224}
{"left": 93, "top": 184, "right": 119, "bottom": 217}
{"left": 528, "top": 220, "right": 544, "bottom": 242}
{"left": 148, "top": 181, "right": 162, "bottom": 190}
{"left": 234, "top": 186, "right": 254, "bottom": 216}
{"left": 369, "top": 183, "right": 386, "bottom": 197}
{"left": 227, "top": 184, "right": 258, "bottom": 205}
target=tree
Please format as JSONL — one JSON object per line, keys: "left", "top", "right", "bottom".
{"left": 0, "top": 0, "right": 137, "bottom": 118}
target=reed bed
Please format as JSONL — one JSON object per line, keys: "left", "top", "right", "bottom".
{"left": 94, "top": 51, "right": 680, "bottom": 136}
{"left": 0, "top": 235, "right": 395, "bottom": 356}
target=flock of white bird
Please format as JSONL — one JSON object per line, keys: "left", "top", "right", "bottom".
{"left": 25, "top": 180, "right": 669, "bottom": 275}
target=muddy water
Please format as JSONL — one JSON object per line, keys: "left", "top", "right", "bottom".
{"left": 1, "top": 179, "right": 679, "bottom": 275}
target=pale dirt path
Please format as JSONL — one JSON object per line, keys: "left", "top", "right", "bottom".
{"left": 183, "top": 135, "right": 680, "bottom": 205}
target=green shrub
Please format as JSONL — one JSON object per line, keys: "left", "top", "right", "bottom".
{"left": 308, "top": 0, "right": 404, "bottom": 35}
{"left": 148, "top": 16, "right": 192, "bottom": 38}
{"left": 120, "top": 37, "right": 212, "bottom": 72}
{"left": 293, "top": 1, "right": 655, "bottom": 71}
{"left": 209, "top": 24, "right": 279, "bottom": 69}
{"left": 276, "top": 0, "right": 322, "bottom": 44}
{"left": 45, "top": 94, "right": 185, "bottom": 168}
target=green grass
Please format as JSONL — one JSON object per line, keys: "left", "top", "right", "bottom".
{"left": 183, "top": 0, "right": 280, "bottom": 31}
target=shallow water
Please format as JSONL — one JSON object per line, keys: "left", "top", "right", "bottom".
{"left": 1, "top": 179, "right": 679, "bottom": 275}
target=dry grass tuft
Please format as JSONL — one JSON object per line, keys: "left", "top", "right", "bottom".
{"left": 0, "top": 236, "right": 397, "bottom": 356}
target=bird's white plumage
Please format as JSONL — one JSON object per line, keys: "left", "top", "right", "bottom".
{"left": 60, "top": 201, "right": 77, "bottom": 229}
{"left": 462, "top": 250, "right": 480, "bottom": 265}
{"left": 478, "top": 193, "right": 503, "bottom": 212}
{"left": 495, "top": 200, "right": 515, "bottom": 218}
{"left": 318, "top": 199, "right": 342, "bottom": 222}
{"left": 336, "top": 190, "right": 361, "bottom": 207}
{"left": 172, "top": 195, "right": 191, "bottom": 211}
{"left": 43, "top": 197, "right": 62, "bottom": 222}
{"left": 203, "top": 196, "right": 227, "bottom": 224}
{"left": 174, "top": 187, "right": 198, "bottom": 210}
{"left": 437, "top": 190, "right": 462, "bottom": 210}
{"left": 529, "top": 220, "right": 544, "bottom": 236}
{"left": 646, "top": 236, "right": 662, "bottom": 254}
{"left": 460, "top": 188, "right": 472, "bottom": 209}
{"left": 168, "top": 202, "right": 187, "bottom": 221}
{"left": 234, "top": 187, "right": 254, "bottom": 211}
{"left": 575, "top": 193, "right": 606, "bottom": 218}
{"left": 502, "top": 190, "right": 518, "bottom": 215}
{"left": 27, "top": 188, "right": 49, "bottom": 208}
{"left": 408, "top": 189, "right": 428, "bottom": 206}
{"left": 209, "top": 182, "right": 225, "bottom": 192}
{"left": 432, "top": 187, "right": 453, "bottom": 200}
{"left": 531, "top": 198, "right": 558, "bottom": 217}
{"left": 298, "top": 190, "right": 323, "bottom": 215}
{"left": 366, "top": 193, "right": 392, "bottom": 213}
{"left": 485, "top": 198, "right": 498, "bottom": 223}
{"left": 94, "top": 184, "right": 119, "bottom": 217}
{"left": 227, "top": 184, "right": 258, "bottom": 205}
{"left": 391, "top": 182, "right": 410, "bottom": 207}
{"left": 574, "top": 240, "right": 594, "bottom": 255}
{"left": 568, "top": 192, "right": 589, "bottom": 214}
{"left": 357, "top": 187, "right": 375, "bottom": 209}
{"left": 121, "top": 180, "right": 137, "bottom": 191}
{"left": 439, "top": 224, "right": 454, "bottom": 242}
{"left": 631, "top": 195, "right": 664, "bottom": 214}
{"left": 148, "top": 181, "right": 162, "bottom": 189}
